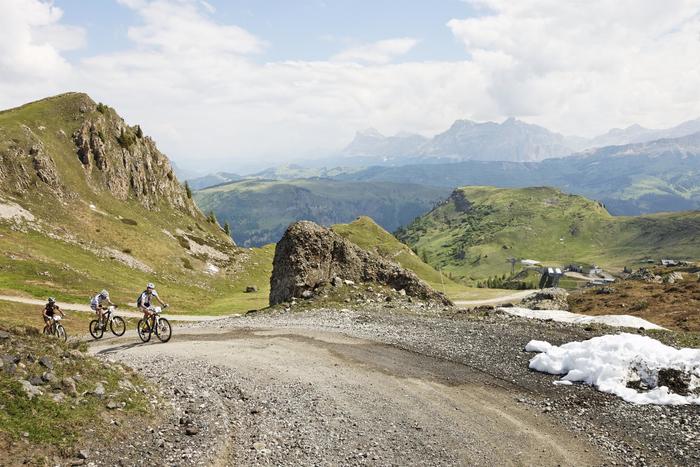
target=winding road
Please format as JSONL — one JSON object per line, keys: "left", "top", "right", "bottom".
{"left": 90, "top": 324, "right": 602, "bottom": 466}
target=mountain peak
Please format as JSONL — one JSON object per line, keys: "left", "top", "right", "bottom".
{"left": 356, "top": 127, "right": 384, "bottom": 138}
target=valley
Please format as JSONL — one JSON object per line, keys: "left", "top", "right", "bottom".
{"left": 2, "top": 94, "right": 699, "bottom": 467}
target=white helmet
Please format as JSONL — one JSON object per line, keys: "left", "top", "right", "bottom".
{"left": 100, "top": 289, "right": 109, "bottom": 298}
{"left": 146, "top": 283, "right": 155, "bottom": 289}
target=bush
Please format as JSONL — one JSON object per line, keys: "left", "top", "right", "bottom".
{"left": 184, "top": 182, "right": 192, "bottom": 199}
{"left": 116, "top": 128, "right": 136, "bottom": 149}
{"left": 121, "top": 218, "right": 138, "bottom": 226}
{"left": 96, "top": 103, "right": 107, "bottom": 114}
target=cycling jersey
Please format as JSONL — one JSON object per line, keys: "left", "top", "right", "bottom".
{"left": 45, "top": 303, "right": 59, "bottom": 316}
{"left": 91, "top": 294, "right": 108, "bottom": 310}
{"left": 137, "top": 290, "right": 158, "bottom": 308}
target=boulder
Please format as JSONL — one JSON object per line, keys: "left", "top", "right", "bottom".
{"left": 269, "top": 221, "right": 451, "bottom": 306}
{"left": 521, "top": 288, "right": 570, "bottom": 311}
{"left": 245, "top": 285, "right": 258, "bottom": 293}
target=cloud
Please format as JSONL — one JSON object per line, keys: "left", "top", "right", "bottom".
{"left": 0, "top": 0, "right": 84, "bottom": 80}
{"left": 332, "top": 38, "right": 419, "bottom": 64}
{"left": 448, "top": 0, "right": 700, "bottom": 135}
{"left": 1, "top": 0, "right": 700, "bottom": 172}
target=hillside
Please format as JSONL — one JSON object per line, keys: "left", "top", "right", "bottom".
{"left": 194, "top": 178, "right": 450, "bottom": 247}
{"left": 337, "top": 132, "right": 700, "bottom": 215}
{"left": 331, "top": 216, "right": 456, "bottom": 293}
{"left": 396, "top": 186, "right": 700, "bottom": 282}
{"left": 0, "top": 93, "right": 271, "bottom": 314}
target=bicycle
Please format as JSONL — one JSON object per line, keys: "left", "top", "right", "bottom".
{"left": 43, "top": 315, "right": 67, "bottom": 342}
{"left": 137, "top": 305, "right": 171, "bottom": 343}
{"left": 89, "top": 305, "right": 126, "bottom": 339}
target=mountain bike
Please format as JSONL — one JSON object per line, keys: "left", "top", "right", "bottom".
{"left": 43, "top": 315, "right": 67, "bottom": 342}
{"left": 89, "top": 306, "right": 126, "bottom": 339}
{"left": 137, "top": 305, "right": 171, "bottom": 343}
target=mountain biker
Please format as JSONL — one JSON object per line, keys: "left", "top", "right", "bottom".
{"left": 91, "top": 289, "right": 115, "bottom": 325}
{"left": 42, "top": 297, "right": 64, "bottom": 334}
{"left": 137, "top": 283, "right": 168, "bottom": 323}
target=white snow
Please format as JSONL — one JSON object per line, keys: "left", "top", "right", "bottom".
{"left": 205, "top": 263, "right": 220, "bottom": 275}
{"left": 500, "top": 306, "right": 665, "bottom": 330}
{"left": 526, "top": 333, "right": 700, "bottom": 405}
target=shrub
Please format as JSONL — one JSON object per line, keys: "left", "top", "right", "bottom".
{"left": 120, "top": 218, "right": 138, "bottom": 226}
{"left": 223, "top": 221, "right": 231, "bottom": 236}
{"left": 96, "top": 103, "right": 107, "bottom": 114}
{"left": 184, "top": 182, "right": 192, "bottom": 199}
{"left": 116, "top": 128, "right": 136, "bottom": 149}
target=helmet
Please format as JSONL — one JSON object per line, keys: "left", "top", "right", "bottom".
{"left": 146, "top": 283, "right": 155, "bottom": 289}
{"left": 48, "top": 297, "right": 56, "bottom": 303}
{"left": 100, "top": 289, "right": 109, "bottom": 298}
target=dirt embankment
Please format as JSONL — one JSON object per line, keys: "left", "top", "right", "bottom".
{"left": 570, "top": 266, "right": 700, "bottom": 332}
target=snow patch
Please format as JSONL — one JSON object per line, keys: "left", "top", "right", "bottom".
{"left": 500, "top": 306, "right": 665, "bottom": 330}
{"left": 526, "top": 333, "right": 700, "bottom": 405}
{"left": 204, "top": 263, "right": 220, "bottom": 275}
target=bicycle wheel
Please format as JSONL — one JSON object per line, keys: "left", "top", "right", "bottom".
{"left": 56, "top": 325, "right": 67, "bottom": 343}
{"left": 155, "top": 318, "right": 172, "bottom": 343}
{"left": 137, "top": 319, "right": 151, "bottom": 343}
{"left": 89, "top": 320, "right": 104, "bottom": 339}
{"left": 110, "top": 316, "right": 126, "bottom": 336}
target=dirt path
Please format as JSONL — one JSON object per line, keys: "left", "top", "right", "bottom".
{"left": 453, "top": 289, "right": 534, "bottom": 307}
{"left": 90, "top": 325, "right": 602, "bottom": 466}
{"left": 0, "top": 294, "right": 228, "bottom": 321}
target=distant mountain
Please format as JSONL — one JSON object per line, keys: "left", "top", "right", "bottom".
{"left": 396, "top": 186, "right": 700, "bottom": 282}
{"left": 338, "top": 118, "right": 577, "bottom": 164}
{"left": 587, "top": 118, "right": 700, "bottom": 148}
{"left": 187, "top": 172, "right": 243, "bottom": 190}
{"left": 194, "top": 178, "right": 450, "bottom": 247}
{"left": 418, "top": 118, "right": 575, "bottom": 162}
{"left": 336, "top": 131, "right": 700, "bottom": 215}
{"left": 341, "top": 128, "right": 428, "bottom": 160}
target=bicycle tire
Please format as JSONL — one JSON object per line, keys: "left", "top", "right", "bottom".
{"left": 137, "top": 319, "right": 151, "bottom": 343}
{"left": 155, "top": 318, "right": 172, "bottom": 343}
{"left": 56, "top": 325, "right": 67, "bottom": 343}
{"left": 110, "top": 316, "right": 126, "bottom": 336}
{"left": 89, "top": 320, "right": 104, "bottom": 339}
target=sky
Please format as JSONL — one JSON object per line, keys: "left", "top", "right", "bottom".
{"left": 1, "top": 0, "right": 700, "bottom": 174}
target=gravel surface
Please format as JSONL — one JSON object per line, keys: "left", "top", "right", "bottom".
{"left": 88, "top": 305, "right": 699, "bottom": 466}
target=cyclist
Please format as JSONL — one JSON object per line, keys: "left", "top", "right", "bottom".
{"left": 137, "top": 283, "right": 168, "bottom": 325}
{"left": 42, "top": 297, "right": 64, "bottom": 334}
{"left": 91, "top": 289, "right": 115, "bottom": 327}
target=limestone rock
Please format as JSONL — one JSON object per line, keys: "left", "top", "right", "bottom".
{"left": 269, "top": 221, "right": 451, "bottom": 306}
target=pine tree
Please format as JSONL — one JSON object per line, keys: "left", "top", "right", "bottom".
{"left": 223, "top": 221, "right": 231, "bottom": 236}
{"left": 184, "top": 181, "right": 192, "bottom": 199}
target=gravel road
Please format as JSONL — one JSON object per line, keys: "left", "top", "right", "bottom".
{"left": 87, "top": 307, "right": 699, "bottom": 466}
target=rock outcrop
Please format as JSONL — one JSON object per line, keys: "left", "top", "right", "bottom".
{"left": 520, "top": 288, "right": 569, "bottom": 311}
{"left": 0, "top": 93, "right": 198, "bottom": 216}
{"left": 269, "top": 221, "right": 451, "bottom": 306}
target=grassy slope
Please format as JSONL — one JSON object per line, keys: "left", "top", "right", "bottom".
{"left": 397, "top": 186, "right": 700, "bottom": 282}
{"left": 331, "top": 216, "right": 487, "bottom": 299}
{"left": 194, "top": 178, "right": 449, "bottom": 247}
{"left": 0, "top": 94, "right": 270, "bottom": 314}
{"left": 0, "top": 314, "right": 151, "bottom": 462}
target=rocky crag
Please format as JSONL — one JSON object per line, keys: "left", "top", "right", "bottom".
{"left": 0, "top": 93, "right": 197, "bottom": 216}
{"left": 269, "top": 221, "right": 451, "bottom": 306}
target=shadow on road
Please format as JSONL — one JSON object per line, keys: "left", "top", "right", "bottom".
{"left": 95, "top": 341, "right": 155, "bottom": 355}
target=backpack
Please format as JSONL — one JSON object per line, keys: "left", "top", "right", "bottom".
{"left": 136, "top": 290, "right": 147, "bottom": 308}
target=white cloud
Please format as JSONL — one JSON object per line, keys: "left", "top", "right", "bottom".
{"left": 1, "top": 0, "right": 700, "bottom": 172}
{"left": 0, "top": 0, "right": 84, "bottom": 81}
{"left": 448, "top": 0, "right": 700, "bottom": 135}
{"left": 332, "top": 37, "right": 419, "bottom": 64}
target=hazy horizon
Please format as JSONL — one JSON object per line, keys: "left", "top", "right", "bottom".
{"left": 2, "top": 0, "right": 700, "bottom": 173}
